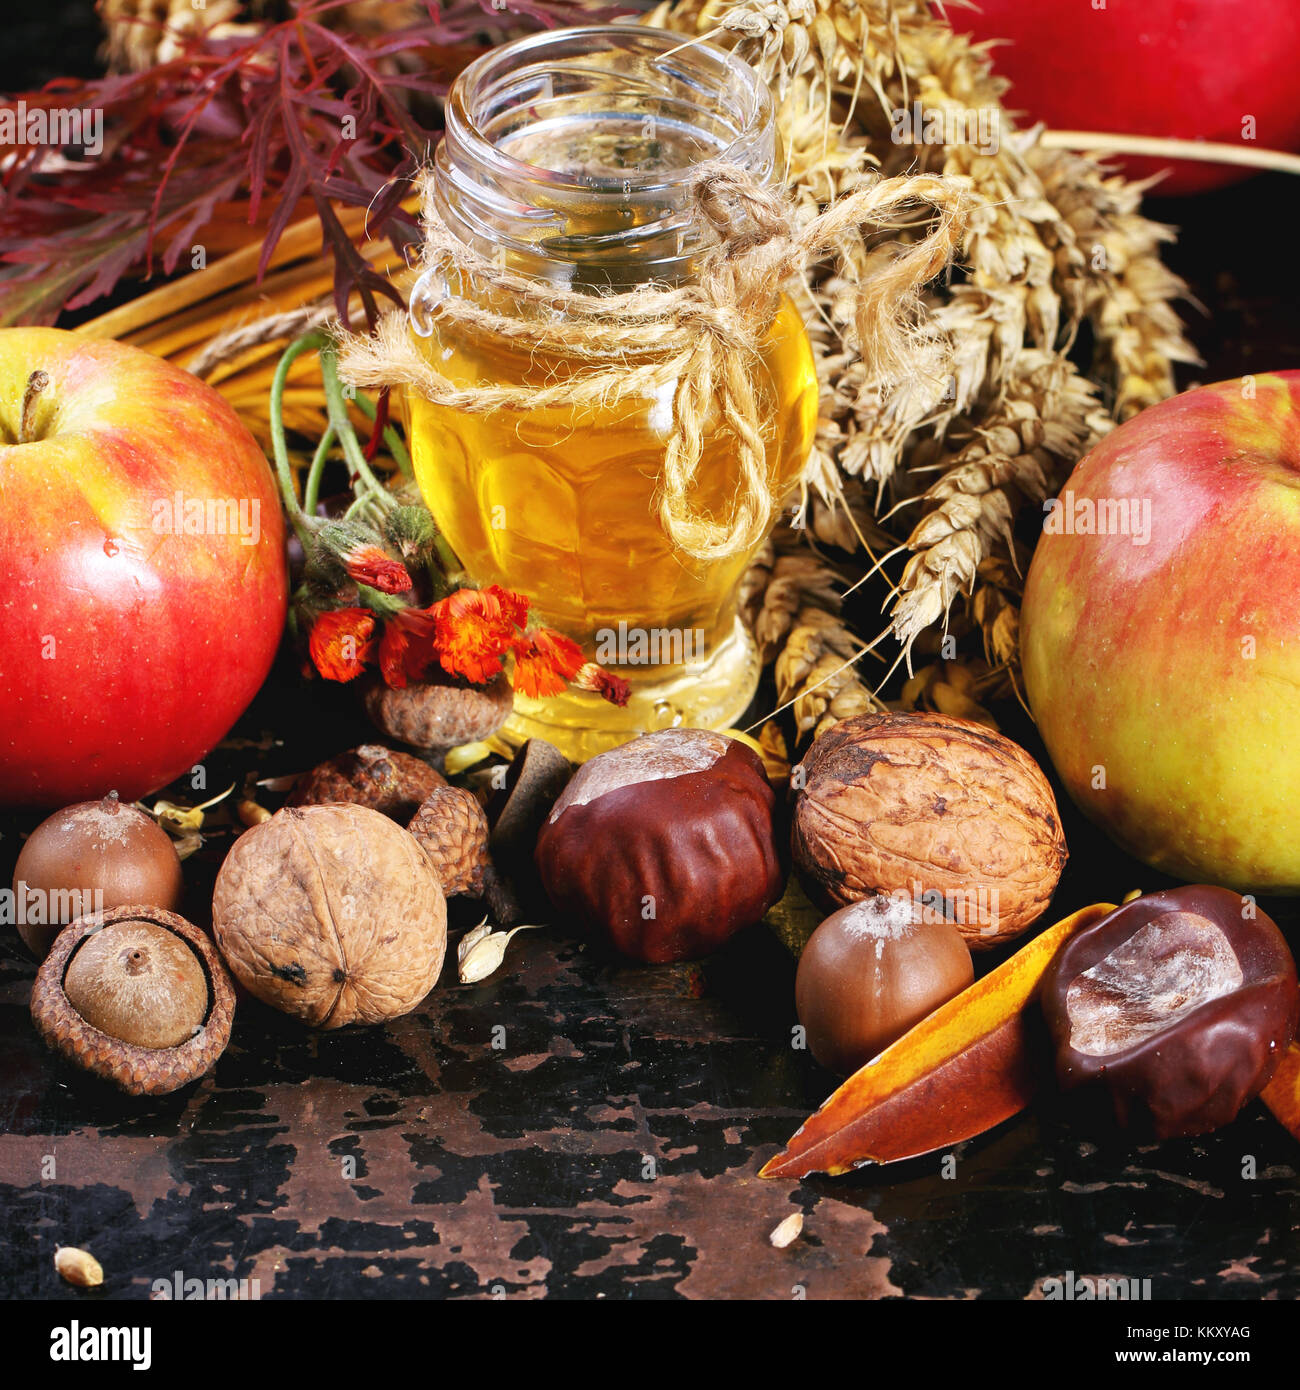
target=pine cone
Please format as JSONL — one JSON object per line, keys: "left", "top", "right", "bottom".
{"left": 408, "top": 786, "right": 490, "bottom": 897}
{"left": 289, "top": 745, "right": 444, "bottom": 822}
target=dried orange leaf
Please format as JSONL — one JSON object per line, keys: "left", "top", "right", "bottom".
{"left": 1261, "top": 1042, "right": 1300, "bottom": 1141}
{"left": 760, "top": 901, "right": 1116, "bottom": 1178}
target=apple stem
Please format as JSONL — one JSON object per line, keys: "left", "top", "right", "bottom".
{"left": 19, "top": 370, "right": 48, "bottom": 445}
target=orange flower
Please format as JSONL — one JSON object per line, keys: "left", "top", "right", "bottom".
{"left": 512, "top": 627, "right": 586, "bottom": 699}
{"left": 379, "top": 622, "right": 414, "bottom": 688}
{"left": 572, "top": 661, "right": 632, "bottom": 708}
{"left": 430, "top": 586, "right": 529, "bottom": 684}
{"left": 484, "top": 584, "right": 530, "bottom": 631}
{"left": 379, "top": 605, "right": 439, "bottom": 688}
{"left": 309, "top": 608, "right": 376, "bottom": 683}
{"left": 341, "top": 543, "right": 412, "bottom": 595}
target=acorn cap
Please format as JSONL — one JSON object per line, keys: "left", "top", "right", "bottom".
{"left": 364, "top": 675, "right": 514, "bottom": 754}
{"left": 30, "top": 905, "right": 235, "bottom": 1097}
{"left": 408, "top": 786, "right": 491, "bottom": 897}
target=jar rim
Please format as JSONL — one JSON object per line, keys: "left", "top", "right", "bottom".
{"left": 443, "top": 24, "right": 774, "bottom": 199}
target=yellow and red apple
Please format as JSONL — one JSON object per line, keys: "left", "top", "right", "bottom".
{"left": 0, "top": 328, "right": 287, "bottom": 808}
{"left": 1022, "top": 372, "right": 1300, "bottom": 892}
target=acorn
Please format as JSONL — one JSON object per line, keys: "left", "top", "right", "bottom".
{"left": 30, "top": 905, "right": 235, "bottom": 1096}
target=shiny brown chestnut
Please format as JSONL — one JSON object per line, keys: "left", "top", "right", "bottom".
{"left": 534, "top": 729, "right": 785, "bottom": 963}
{"left": 1041, "top": 886, "right": 1299, "bottom": 1139}
{"left": 796, "top": 895, "right": 974, "bottom": 1074}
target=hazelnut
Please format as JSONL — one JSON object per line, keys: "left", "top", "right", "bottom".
{"left": 288, "top": 744, "right": 444, "bottom": 821}
{"left": 1042, "top": 885, "right": 1300, "bottom": 1139}
{"left": 792, "top": 711, "right": 1067, "bottom": 948}
{"left": 795, "top": 896, "right": 974, "bottom": 1074}
{"left": 534, "top": 729, "right": 786, "bottom": 963}
{"left": 30, "top": 905, "right": 236, "bottom": 1097}
{"left": 12, "top": 795, "right": 183, "bottom": 959}
{"left": 213, "top": 803, "right": 447, "bottom": 1027}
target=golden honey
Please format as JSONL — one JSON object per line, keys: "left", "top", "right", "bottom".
{"left": 405, "top": 25, "right": 817, "bottom": 759}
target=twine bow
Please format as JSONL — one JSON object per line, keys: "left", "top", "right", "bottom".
{"left": 338, "top": 163, "right": 972, "bottom": 562}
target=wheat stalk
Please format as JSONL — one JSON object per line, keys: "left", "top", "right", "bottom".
{"left": 649, "top": 0, "right": 1197, "bottom": 733}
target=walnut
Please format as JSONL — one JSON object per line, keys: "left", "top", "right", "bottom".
{"left": 212, "top": 804, "right": 447, "bottom": 1027}
{"left": 791, "top": 711, "right": 1067, "bottom": 948}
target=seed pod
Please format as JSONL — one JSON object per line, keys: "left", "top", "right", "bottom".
{"left": 458, "top": 924, "right": 539, "bottom": 984}
{"left": 289, "top": 744, "right": 443, "bottom": 821}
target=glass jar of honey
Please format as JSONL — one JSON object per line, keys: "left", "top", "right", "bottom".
{"left": 406, "top": 25, "right": 818, "bottom": 761}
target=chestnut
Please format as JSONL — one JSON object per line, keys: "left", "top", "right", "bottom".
{"left": 12, "top": 794, "right": 183, "bottom": 959}
{"left": 534, "top": 729, "right": 785, "bottom": 963}
{"left": 795, "top": 895, "right": 974, "bottom": 1073}
{"left": 1041, "top": 886, "right": 1300, "bottom": 1139}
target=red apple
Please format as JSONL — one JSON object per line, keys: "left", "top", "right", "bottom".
{"left": 1020, "top": 371, "right": 1300, "bottom": 891}
{"left": 0, "top": 328, "right": 287, "bottom": 808}
{"left": 961, "top": 0, "right": 1300, "bottom": 194}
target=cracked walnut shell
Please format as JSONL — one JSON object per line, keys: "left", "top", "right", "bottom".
{"left": 212, "top": 804, "right": 447, "bottom": 1027}
{"left": 792, "top": 711, "right": 1067, "bottom": 948}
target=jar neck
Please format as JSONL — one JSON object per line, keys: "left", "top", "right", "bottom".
{"left": 428, "top": 24, "right": 776, "bottom": 294}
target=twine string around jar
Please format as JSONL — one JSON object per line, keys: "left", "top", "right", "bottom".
{"left": 338, "top": 164, "right": 973, "bottom": 563}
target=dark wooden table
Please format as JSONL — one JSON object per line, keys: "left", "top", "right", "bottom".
{"left": 2, "top": 172, "right": 1299, "bottom": 1302}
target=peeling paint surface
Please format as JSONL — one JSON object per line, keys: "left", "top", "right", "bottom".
{"left": 2, "top": 909, "right": 1298, "bottom": 1301}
